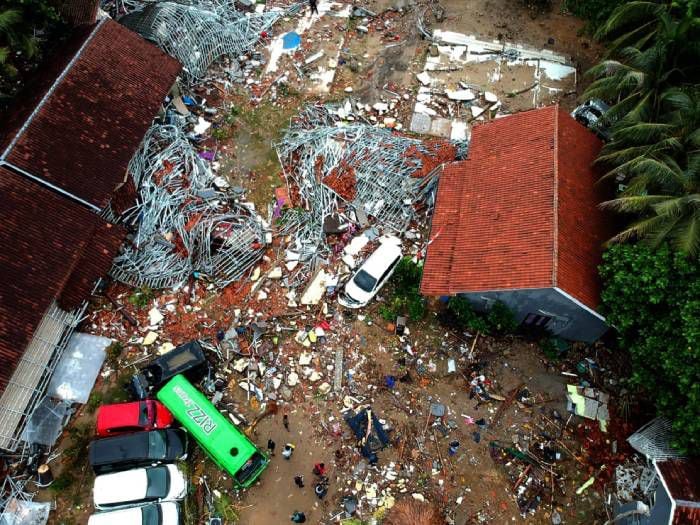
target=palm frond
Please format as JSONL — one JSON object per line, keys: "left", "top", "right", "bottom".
{"left": 595, "top": 1, "right": 664, "bottom": 42}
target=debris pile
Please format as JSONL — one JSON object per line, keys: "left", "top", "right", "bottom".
{"left": 110, "top": 123, "right": 270, "bottom": 289}
{"left": 275, "top": 104, "right": 459, "bottom": 275}
{"left": 120, "top": 1, "right": 299, "bottom": 81}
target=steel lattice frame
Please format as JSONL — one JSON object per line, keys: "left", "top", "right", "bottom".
{"left": 120, "top": 1, "right": 299, "bottom": 80}
{"left": 110, "top": 124, "right": 269, "bottom": 289}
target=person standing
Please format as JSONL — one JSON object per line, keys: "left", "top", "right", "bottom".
{"left": 294, "top": 474, "right": 304, "bottom": 488}
{"left": 291, "top": 511, "right": 306, "bottom": 523}
{"left": 309, "top": 0, "right": 319, "bottom": 15}
{"left": 283, "top": 414, "right": 290, "bottom": 431}
{"left": 267, "top": 438, "right": 276, "bottom": 456}
{"left": 282, "top": 443, "right": 295, "bottom": 460}
{"left": 312, "top": 462, "right": 326, "bottom": 476}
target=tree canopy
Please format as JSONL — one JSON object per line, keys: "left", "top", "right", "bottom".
{"left": 599, "top": 243, "right": 700, "bottom": 453}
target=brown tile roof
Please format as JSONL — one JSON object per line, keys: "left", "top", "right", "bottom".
{"left": 0, "top": 18, "right": 181, "bottom": 209}
{"left": 658, "top": 459, "right": 700, "bottom": 502}
{"left": 59, "top": 0, "right": 99, "bottom": 26}
{"left": 421, "top": 106, "right": 609, "bottom": 312}
{"left": 0, "top": 167, "right": 125, "bottom": 394}
{"left": 657, "top": 459, "right": 700, "bottom": 524}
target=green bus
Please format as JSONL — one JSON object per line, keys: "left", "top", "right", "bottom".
{"left": 157, "top": 374, "right": 269, "bottom": 488}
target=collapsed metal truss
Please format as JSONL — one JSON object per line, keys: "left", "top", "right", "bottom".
{"left": 275, "top": 104, "right": 459, "bottom": 271}
{"left": 119, "top": 1, "right": 298, "bottom": 80}
{"left": 110, "top": 124, "right": 269, "bottom": 289}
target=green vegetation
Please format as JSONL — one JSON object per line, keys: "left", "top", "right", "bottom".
{"left": 0, "top": 1, "right": 65, "bottom": 101}
{"left": 128, "top": 286, "right": 154, "bottom": 309}
{"left": 213, "top": 493, "right": 240, "bottom": 522}
{"left": 378, "top": 258, "right": 426, "bottom": 322}
{"left": 600, "top": 243, "right": 700, "bottom": 453}
{"left": 582, "top": 1, "right": 700, "bottom": 254}
{"left": 49, "top": 472, "right": 75, "bottom": 493}
{"left": 446, "top": 297, "right": 517, "bottom": 335}
{"left": 564, "top": 0, "right": 628, "bottom": 30}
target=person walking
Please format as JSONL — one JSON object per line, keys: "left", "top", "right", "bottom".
{"left": 294, "top": 474, "right": 304, "bottom": 488}
{"left": 314, "top": 482, "right": 328, "bottom": 499}
{"left": 309, "top": 0, "right": 319, "bottom": 15}
{"left": 283, "top": 414, "right": 290, "bottom": 431}
{"left": 312, "top": 462, "right": 326, "bottom": 476}
{"left": 282, "top": 443, "right": 295, "bottom": 460}
{"left": 267, "top": 438, "right": 276, "bottom": 456}
{"left": 291, "top": 511, "right": 306, "bottom": 523}
{"left": 448, "top": 440, "right": 460, "bottom": 456}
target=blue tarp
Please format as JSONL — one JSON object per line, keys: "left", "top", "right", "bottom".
{"left": 344, "top": 407, "right": 390, "bottom": 460}
{"left": 283, "top": 31, "right": 302, "bottom": 50}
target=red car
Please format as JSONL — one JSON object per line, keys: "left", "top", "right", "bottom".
{"left": 96, "top": 400, "right": 174, "bottom": 437}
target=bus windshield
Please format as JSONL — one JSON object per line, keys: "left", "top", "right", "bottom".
{"left": 156, "top": 375, "right": 269, "bottom": 488}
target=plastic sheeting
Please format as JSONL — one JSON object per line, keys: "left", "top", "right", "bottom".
{"left": 0, "top": 499, "right": 50, "bottom": 525}
{"left": 47, "top": 333, "right": 110, "bottom": 404}
{"left": 21, "top": 397, "right": 71, "bottom": 447}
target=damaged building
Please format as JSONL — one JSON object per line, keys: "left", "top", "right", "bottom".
{"left": 421, "top": 105, "right": 611, "bottom": 343}
{"left": 0, "top": 18, "right": 181, "bottom": 451}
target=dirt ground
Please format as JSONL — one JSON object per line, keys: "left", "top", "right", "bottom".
{"left": 39, "top": 1, "right": 620, "bottom": 524}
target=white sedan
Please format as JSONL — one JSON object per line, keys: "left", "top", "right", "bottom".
{"left": 338, "top": 238, "right": 403, "bottom": 308}
{"left": 93, "top": 464, "right": 187, "bottom": 511}
{"left": 88, "top": 502, "right": 180, "bottom": 525}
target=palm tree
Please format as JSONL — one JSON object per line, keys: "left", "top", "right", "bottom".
{"left": 0, "top": 9, "right": 22, "bottom": 65}
{"left": 583, "top": 2, "right": 700, "bottom": 125}
{"left": 600, "top": 89, "right": 700, "bottom": 256}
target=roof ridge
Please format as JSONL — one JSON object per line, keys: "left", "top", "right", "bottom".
{"left": 0, "top": 18, "right": 106, "bottom": 162}
{"left": 552, "top": 104, "right": 559, "bottom": 288}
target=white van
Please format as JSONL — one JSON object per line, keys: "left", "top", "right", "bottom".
{"left": 339, "top": 238, "right": 403, "bottom": 308}
{"left": 87, "top": 502, "right": 179, "bottom": 525}
{"left": 93, "top": 464, "right": 187, "bottom": 510}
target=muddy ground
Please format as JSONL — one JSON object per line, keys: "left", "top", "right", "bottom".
{"left": 41, "top": 0, "right": 619, "bottom": 524}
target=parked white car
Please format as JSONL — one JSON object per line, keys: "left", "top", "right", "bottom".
{"left": 338, "top": 238, "right": 403, "bottom": 308}
{"left": 88, "top": 502, "right": 180, "bottom": 525}
{"left": 93, "top": 464, "right": 187, "bottom": 510}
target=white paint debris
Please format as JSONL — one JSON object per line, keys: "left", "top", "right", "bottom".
{"left": 301, "top": 269, "right": 331, "bottom": 305}
{"left": 414, "top": 102, "right": 438, "bottom": 117}
{"left": 194, "top": 116, "right": 211, "bottom": 134}
{"left": 305, "top": 51, "right": 325, "bottom": 65}
{"left": 416, "top": 71, "right": 432, "bottom": 86}
{"left": 450, "top": 120, "right": 468, "bottom": 141}
{"left": 148, "top": 307, "right": 164, "bottom": 326}
{"left": 446, "top": 89, "right": 476, "bottom": 101}
{"left": 484, "top": 91, "right": 498, "bottom": 103}
{"left": 470, "top": 106, "right": 485, "bottom": 118}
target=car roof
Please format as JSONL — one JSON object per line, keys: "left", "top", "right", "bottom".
{"left": 97, "top": 401, "right": 145, "bottom": 428}
{"left": 87, "top": 506, "right": 143, "bottom": 525}
{"left": 89, "top": 430, "right": 154, "bottom": 465}
{"left": 93, "top": 467, "right": 149, "bottom": 505}
{"left": 359, "top": 240, "right": 402, "bottom": 278}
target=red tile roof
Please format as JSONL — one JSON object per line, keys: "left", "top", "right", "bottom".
{"left": 0, "top": 18, "right": 181, "bottom": 209}
{"left": 0, "top": 167, "right": 125, "bottom": 394}
{"left": 421, "top": 106, "right": 609, "bottom": 312}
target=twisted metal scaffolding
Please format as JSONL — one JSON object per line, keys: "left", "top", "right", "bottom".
{"left": 110, "top": 124, "right": 269, "bottom": 289}
{"left": 119, "top": 1, "right": 300, "bottom": 80}
{"left": 275, "top": 104, "right": 461, "bottom": 281}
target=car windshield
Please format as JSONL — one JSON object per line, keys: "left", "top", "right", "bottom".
{"left": 138, "top": 401, "right": 150, "bottom": 427}
{"left": 353, "top": 270, "right": 377, "bottom": 293}
{"left": 141, "top": 504, "right": 160, "bottom": 525}
{"left": 145, "top": 467, "right": 169, "bottom": 499}
{"left": 148, "top": 431, "right": 166, "bottom": 459}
